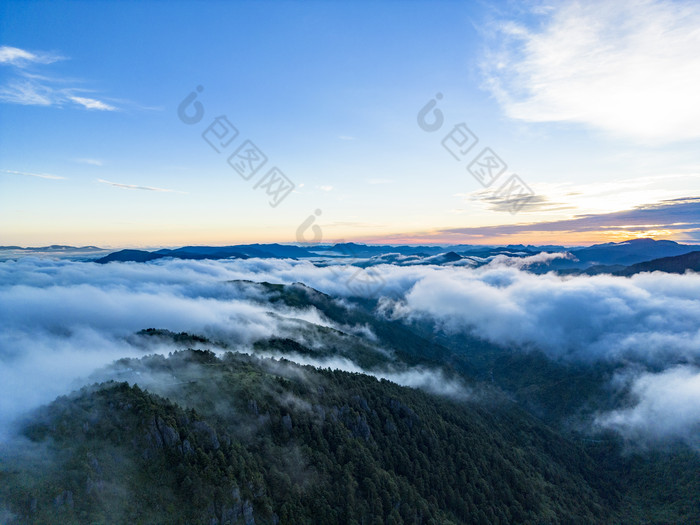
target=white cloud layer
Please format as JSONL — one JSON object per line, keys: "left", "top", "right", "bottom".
{"left": 2, "top": 255, "right": 699, "bottom": 446}
{"left": 0, "top": 257, "right": 452, "bottom": 439}
{"left": 386, "top": 265, "right": 700, "bottom": 364}
{"left": 596, "top": 366, "right": 700, "bottom": 448}
{"left": 484, "top": 0, "right": 700, "bottom": 143}
{"left": 0, "top": 258, "right": 329, "bottom": 438}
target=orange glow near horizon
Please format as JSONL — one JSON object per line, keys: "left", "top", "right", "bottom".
{"left": 348, "top": 229, "right": 699, "bottom": 246}
{"left": 2, "top": 226, "right": 698, "bottom": 249}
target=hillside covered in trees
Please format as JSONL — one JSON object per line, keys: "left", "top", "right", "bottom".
{"left": 2, "top": 349, "right": 698, "bottom": 524}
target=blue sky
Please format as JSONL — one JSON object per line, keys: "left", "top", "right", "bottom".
{"left": 1, "top": 0, "right": 700, "bottom": 247}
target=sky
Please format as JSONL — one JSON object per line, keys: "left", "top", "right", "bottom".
{"left": 1, "top": 0, "right": 700, "bottom": 248}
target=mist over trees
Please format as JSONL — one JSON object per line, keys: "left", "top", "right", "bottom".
{"left": 1, "top": 256, "right": 699, "bottom": 523}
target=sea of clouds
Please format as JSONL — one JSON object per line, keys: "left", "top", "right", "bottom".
{"left": 1, "top": 255, "right": 698, "bottom": 447}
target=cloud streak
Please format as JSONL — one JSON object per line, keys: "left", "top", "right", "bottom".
{"left": 0, "top": 46, "right": 63, "bottom": 66}
{"left": 436, "top": 197, "right": 700, "bottom": 241}
{"left": 0, "top": 168, "right": 66, "bottom": 180}
{"left": 97, "top": 178, "right": 186, "bottom": 193}
{"left": 69, "top": 96, "right": 116, "bottom": 111}
{"left": 74, "top": 158, "right": 103, "bottom": 166}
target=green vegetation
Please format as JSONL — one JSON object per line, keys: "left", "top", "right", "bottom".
{"left": 2, "top": 280, "right": 698, "bottom": 524}
{"left": 136, "top": 328, "right": 213, "bottom": 346}
{"left": 1, "top": 349, "right": 620, "bottom": 524}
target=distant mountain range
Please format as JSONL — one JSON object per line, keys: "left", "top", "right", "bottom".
{"left": 90, "top": 238, "right": 700, "bottom": 274}
{"left": 0, "top": 244, "right": 103, "bottom": 252}
{"left": 570, "top": 238, "right": 695, "bottom": 265}
{"left": 4, "top": 238, "right": 698, "bottom": 275}
{"left": 0, "top": 245, "right": 109, "bottom": 262}
{"left": 94, "top": 244, "right": 315, "bottom": 263}
{"left": 578, "top": 250, "right": 700, "bottom": 276}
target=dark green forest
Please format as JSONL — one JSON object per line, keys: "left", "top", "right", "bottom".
{"left": 1, "top": 348, "right": 698, "bottom": 524}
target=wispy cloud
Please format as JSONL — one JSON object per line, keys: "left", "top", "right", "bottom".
{"left": 69, "top": 96, "right": 116, "bottom": 111}
{"left": 483, "top": 0, "right": 700, "bottom": 143}
{"left": 0, "top": 79, "right": 54, "bottom": 106}
{"left": 0, "top": 168, "right": 65, "bottom": 180}
{"left": 369, "top": 196, "right": 700, "bottom": 245}
{"left": 74, "top": 158, "right": 103, "bottom": 166}
{"left": 0, "top": 45, "right": 118, "bottom": 111}
{"left": 318, "top": 185, "right": 333, "bottom": 192}
{"left": 97, "top": 178, "right": 186, "bottom": 193}
{"left": 0, "top": 46, "right": 63, "bottom": 66}
{"left": 439, "top": 197, "right": 700, "bottom": 238}
{"left": 477, "top": 191, "right": 572, "bottom": 214}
